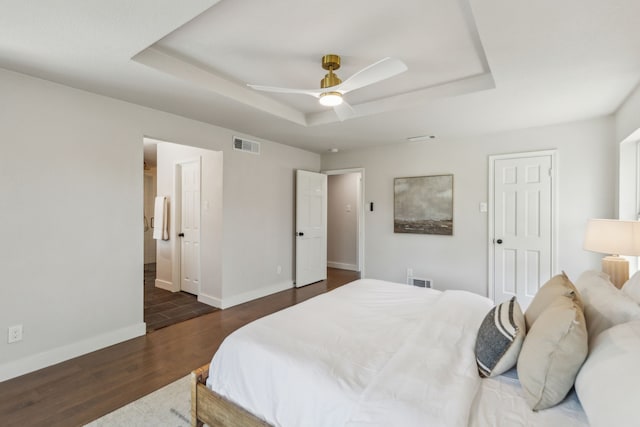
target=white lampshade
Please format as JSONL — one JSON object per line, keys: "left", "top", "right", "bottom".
{"left": 583, "top": 219, "right": 640, "bottom": 256}
{"left": 584, "top": 219, "right": 640, "bottom": 288}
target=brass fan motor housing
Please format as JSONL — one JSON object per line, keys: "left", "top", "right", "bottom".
{"left": 321, "top": 54, "right": 341, "bottom": 71}
{"left": 321, "top": 54, "right": 342, "bottom": 89}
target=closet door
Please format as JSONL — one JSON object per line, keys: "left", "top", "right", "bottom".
{"left": 491, "top": 152, "right": 554, "bottom": 309}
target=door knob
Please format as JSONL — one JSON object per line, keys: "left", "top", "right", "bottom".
{"left": 496, "top": 239, "right": 503, "bottom": 244}
{"left": 296, "top": 232, "right": 304, "bottom": 236}
{"left": 178, "top": 233, "right": 185, "bottom": 237}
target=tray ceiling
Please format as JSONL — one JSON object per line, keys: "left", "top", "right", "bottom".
{"left": 1, "top": 0, "right": 639, "bottom": 152}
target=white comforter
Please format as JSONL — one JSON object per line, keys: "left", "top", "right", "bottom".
{"left": 208, "top": 279, "right": 493, "bottom": 427}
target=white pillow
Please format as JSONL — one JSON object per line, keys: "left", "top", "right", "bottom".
{"left": 575, "top": 319, "right": 640, "bottom": 427}
{"left": 575, "top": 270, "right": 640, "bottom": 347}
{"left": 622, "top": 270, "right": 640, "bottom": 303}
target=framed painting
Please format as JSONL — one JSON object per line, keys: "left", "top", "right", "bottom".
{"left": 394, "top": 174, "right": 453, "bottom": 235}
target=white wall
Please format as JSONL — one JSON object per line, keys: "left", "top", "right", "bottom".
{"left": 321, "top": 117, "right": 616, "bottom": 296}
{"left": 616, "top": 83, "right": 640, "bottom": 144}
{"left": 616, "top": 82, "right": 640, "bottom": 272}
{"left": 327, "top": 173, "right": 359, "bottom": 270}
{"left": 0, "top": 68, "right": 319, "bottom": 381}
{"left": 619, "top": 140, "right": 637, "bottom": 221}
{"left": 616, "top": 82, "right": 640, "bottom": 221}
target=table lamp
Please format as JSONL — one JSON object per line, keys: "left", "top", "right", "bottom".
{"left": 583, "top": 219, "right": 640, "bottom": 288}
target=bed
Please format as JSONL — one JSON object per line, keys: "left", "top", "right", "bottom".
{"left": 191, "top": 274, "right": 640, "bottom": 427}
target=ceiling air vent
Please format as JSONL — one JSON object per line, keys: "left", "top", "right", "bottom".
{"left": 233, "top": 137, "right": 260, "bottom": 155}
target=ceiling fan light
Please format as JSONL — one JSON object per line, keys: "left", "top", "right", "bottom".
{"left": 319, "top": 92, "right": 343, "bottom": 107}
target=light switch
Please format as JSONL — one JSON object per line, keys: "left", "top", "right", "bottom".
{"left": 346, "top": 204, "right": 351, "bottom": 212}
{"left": 479, "top": 202, "right": 487, "bottom": 213}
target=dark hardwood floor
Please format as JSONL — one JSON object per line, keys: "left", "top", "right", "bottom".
{"left": 144, "top": 264, "right": 218, "bottom": 332}
{"left": 0, "top": 268, "right": 360, "bottom": 427}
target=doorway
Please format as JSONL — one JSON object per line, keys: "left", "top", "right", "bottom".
{"left": 488, "top": 150, "right": 557, "bottom": 309}
{"left": 143, "top": 173, "right": 156, "bottom": 264}
{"left": 294, "top": 168, "right": 364, "bottom": 287}
{"left": 142, "top": 138, "right": 222, "bottom": 332}
{"left": 326, "top": 168, "right": 365, "bottom": 275}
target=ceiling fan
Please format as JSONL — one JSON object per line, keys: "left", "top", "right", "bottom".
{"left": 247, "top": 54, "right": 408, "bottom": 121}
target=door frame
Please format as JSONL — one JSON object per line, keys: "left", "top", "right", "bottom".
{"left": 323, "top": 168, "right": 365, "bottom": 277}
{"left": 172, "top": 157, "right": 202, "bottom": 295}
{"left": 487, "top": 150, "right": 558, "bottom": 301}
{"left": 143, "top": 171, "right": 157, "bottom": 265}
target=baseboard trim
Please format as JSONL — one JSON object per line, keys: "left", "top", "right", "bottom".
{"left": 155, "top": 278, "right": 177, "bottom": 292}
{"left": 220, "top": 281, "right": 293, "bottom": 309}
{"left": 197, "top": 292, "right": 221, "bottom": 309}
{"left": 0, "top": 322, "right": 146, "bottom": 382}
{"left": 327, "top": 261, "right": 359, "bottom": 272}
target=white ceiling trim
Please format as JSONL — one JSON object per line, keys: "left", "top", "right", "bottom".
{"left": 132, "top": 47, "right": 307, "bottom": 126}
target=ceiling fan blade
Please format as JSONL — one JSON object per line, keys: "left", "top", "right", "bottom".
{"left": 337, "top": 57, "right": 407, "bottom": 94}
{"left": 334, "top": 101, "right": 355, "bottom": 121}
{"left": 247, "top": 84, "right": 322, "bottom": 98}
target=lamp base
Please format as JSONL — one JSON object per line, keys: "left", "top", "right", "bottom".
{"left": 602, "top": 255, "right": 629, "bottom": 289}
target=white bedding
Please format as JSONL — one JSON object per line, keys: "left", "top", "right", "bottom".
{"left": 469, "top": 369, "right": 588, "bottom": 426}
{"left": 207, "top": 279, "right": 589, "bottom": 427}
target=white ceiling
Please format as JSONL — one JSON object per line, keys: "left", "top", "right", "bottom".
{"left": 1, "top": 0, "right": 639, "bottom": 153}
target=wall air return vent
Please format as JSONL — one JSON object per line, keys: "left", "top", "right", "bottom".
{"left": 408, "top": 277, "right": 432, "bottom": 288}
{"left": 233, "top": 136, "right": 260, "bottom": 155}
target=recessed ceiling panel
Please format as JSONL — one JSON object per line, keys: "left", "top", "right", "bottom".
{"left": 150, "top": 0, "right": 490, "bottom": 116}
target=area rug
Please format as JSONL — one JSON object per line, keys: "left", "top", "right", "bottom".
{"left": 84, "top": 375, "right": 191, "bottom": 426}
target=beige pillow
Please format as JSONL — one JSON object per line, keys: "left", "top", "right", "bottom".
{"left": 524, "top": 272, "right": 582, "bottom": 329}
{"left": 575, "top": 270, "right": 640, "bottom": 347}
{"left": 517, "top": 297, "right": 588, "bottom": 411}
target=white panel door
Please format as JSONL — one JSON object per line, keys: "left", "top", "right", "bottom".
{"left": 296, "top": 170, "right": 327, "bottom": 287}
{"left": 180, "top": 160, "right": 201, "bottom": 295}
{"left": 493, "top": 154, "right": 553, "bottom": 309}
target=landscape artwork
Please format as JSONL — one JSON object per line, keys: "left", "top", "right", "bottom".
{"left": 394, "top": 175, "right": 453, "bottom": 235}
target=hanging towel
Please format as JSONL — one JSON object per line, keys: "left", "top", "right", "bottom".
{"left": 153, "top": 196, "right": 170, "bottom": 240}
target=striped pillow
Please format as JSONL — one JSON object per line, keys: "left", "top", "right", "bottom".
{"left": 475, "top": 297, "right": 526, "bottom": 378}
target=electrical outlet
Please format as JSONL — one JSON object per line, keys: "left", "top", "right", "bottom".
{"left": 276, "top": 265, "right": 282, "bottom": 275}
{"left": 407, "top": 268, "right": 413, "bottom": 277}
{"left": 8, "top": 325, "right": 23, "bottom": 343}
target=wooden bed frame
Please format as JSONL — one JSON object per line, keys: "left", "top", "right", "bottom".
{"left": 191, "top": 364, "right": 272, "bottom": 427}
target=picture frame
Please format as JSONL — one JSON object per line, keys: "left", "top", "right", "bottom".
{"left": 394, "top": 174, "right": 453, "bottom": 235}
